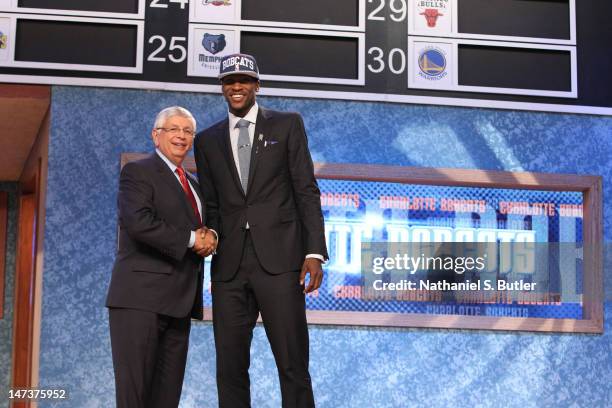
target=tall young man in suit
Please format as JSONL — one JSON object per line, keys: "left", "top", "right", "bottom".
{"left": 194, "top": 54, "right": 328, "bottom": 408}
{"left": 106, "top": 106, "right": 217, "bottom": 408}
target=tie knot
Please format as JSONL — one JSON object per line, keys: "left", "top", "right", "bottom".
{"left": 175, "top": 167, "right": 185, "bottom": 177}
{"left": 236, "top": 119, "right": 250, "bottom": 129}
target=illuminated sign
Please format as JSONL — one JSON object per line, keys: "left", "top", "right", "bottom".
{"left": 314, "top": 179, "right": 583, "bottom": 319}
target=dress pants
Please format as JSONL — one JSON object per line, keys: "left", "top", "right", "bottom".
{"left": 108, "top": 307, "right": 191, "bottom": 408}
{"left": 212, "top": 231, "right": 314, "bottom": 408}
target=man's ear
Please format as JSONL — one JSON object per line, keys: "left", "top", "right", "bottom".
{"left": 152, "top": 130, "right": 160, "bottom": 147}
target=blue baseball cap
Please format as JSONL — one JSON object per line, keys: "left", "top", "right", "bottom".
{"left": 218, "top": 53, "right": 259, "bottom": 80}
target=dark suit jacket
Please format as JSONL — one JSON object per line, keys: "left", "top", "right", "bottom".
{"left": 194, "top": 107, "right": 328, "bottom": 281}
{"left": 106, "top": 153, "right": 204, "bottom": 320}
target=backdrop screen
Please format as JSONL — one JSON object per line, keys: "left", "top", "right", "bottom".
{"left": 203, "top": 179, "right": 584, "bottom": 320}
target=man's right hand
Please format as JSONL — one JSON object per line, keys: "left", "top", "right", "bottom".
{"left": 192, "top": 227, "right": 217, "bottom": 257}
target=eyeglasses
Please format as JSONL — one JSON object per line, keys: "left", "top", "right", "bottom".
{"left": 156, "top": 127, "right": 195, "bottom": 137}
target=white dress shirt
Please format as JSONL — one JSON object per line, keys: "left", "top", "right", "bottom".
{"left": 156, "top": 149, "right": 202, "bottom": 248}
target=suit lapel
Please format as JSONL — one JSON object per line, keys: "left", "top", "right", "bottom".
{"left": 215, "top": 119, "right": 245, "bottom": 196}
{"left": 247, "top": 107, "right": 269, "bottom": 196}
{"left": 153, "top": 153, "right": 200, "bottom": 226}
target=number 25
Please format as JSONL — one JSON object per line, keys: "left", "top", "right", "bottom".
{"left": 147, "top": 36, "right": 187, "bottom": 63}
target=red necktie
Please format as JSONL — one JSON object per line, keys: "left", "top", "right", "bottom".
{"left": 176, "top": 167, "right": 202, "bottom": 226}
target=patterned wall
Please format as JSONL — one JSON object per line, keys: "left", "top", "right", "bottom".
{"left": 37, "top": 86, "right": 612, "bottom": 407}
{"left": 0, "top": 183, "right": 18, "bottom": 407}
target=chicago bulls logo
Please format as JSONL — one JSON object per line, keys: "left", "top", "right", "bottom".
{"left": 421, "top": 9, "right": 443, "bottom": 27}
{"left": 416, "top": 0, "right": 449, "bottom": 29}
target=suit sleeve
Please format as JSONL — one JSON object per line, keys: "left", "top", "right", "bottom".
{"left": 287, "top": 114, "right": 329, "bottom": 259}
{"left": 194, "top": 135, "right": 220, "bottom": 235}
{"left": 117, "top": 162, "right": 190, "bottom": 261}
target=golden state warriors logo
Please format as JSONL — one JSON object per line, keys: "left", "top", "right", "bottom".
{"left": 0, "top": 31, "right": 6, "bottom": 50}
{"left": 418, "top": 47, "right": 447, "bottom": 80}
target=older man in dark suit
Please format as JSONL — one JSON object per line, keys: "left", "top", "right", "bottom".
{"left": 106, "top": 106, "right": 216, "bottom": 408}
{"left": 194, "top": 54, "right": 328, "bottom": 408}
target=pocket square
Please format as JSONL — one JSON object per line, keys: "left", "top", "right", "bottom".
{"left": 264, "top": 140, "right": 279, "bottom": 147}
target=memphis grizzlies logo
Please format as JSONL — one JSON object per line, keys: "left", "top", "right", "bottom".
{"left": 202, "top": 33, "right": 226, "bottom": 55}
{"left": 417, "top": 47, "right": 447, "bottom": 80}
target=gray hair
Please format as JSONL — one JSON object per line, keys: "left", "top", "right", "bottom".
{"left": 153, "top": 106, "right": 196, "bottom": 131}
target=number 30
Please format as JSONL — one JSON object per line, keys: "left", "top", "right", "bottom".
{"left": 367, "top": 47, "right": 406, "bottom": 74}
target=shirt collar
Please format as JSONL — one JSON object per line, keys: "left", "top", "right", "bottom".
{"left": 156, "top": 149, "right": 180, "bottom": 173}
{"left": 228, "top": 102, "right": 259, "bottom": 130}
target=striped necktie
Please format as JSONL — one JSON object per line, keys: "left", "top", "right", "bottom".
{"left": 236, "top": 118, "right": 251, "bottom": 193}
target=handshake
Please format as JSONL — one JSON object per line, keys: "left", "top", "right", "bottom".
{"left": 193, "top": 227, "right": 217, "bottom": 257}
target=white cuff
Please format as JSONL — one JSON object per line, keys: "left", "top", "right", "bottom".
{"left": 305, "top": 254, "right": 325, "bottom": 264}
{"left": 209, "top": 229, "right": 219, "bottom": 241}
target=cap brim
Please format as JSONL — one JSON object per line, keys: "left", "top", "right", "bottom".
{"left": 218, "top": 70, "right": 260, "bottom": 80}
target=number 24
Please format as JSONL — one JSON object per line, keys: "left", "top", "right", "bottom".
{"left": 150, "top": 0, "right": 189, "bottom": 9}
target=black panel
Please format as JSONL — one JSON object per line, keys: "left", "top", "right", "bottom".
{"left": 0, "top": 0, "right": 609, "bottom": 109}
{"left": 241, "top": 33, "right": 358, "bottom": 79}
{"left": 575, "top": 0, "right": 612, "bottom": 106}
{"left": 458, "top": 45, "right": 571, "bottom": 91}
{"left": 15, "top": 20, "right": 138, "bottom": 67}
{"left": 18, "top": 0, "right": 139, "bottom": 14}
{"left": 242, "top": 0, "right": 358, "bottom": 26}
{"left": 458, "top": 0, "right": 570, "bottom": 39}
